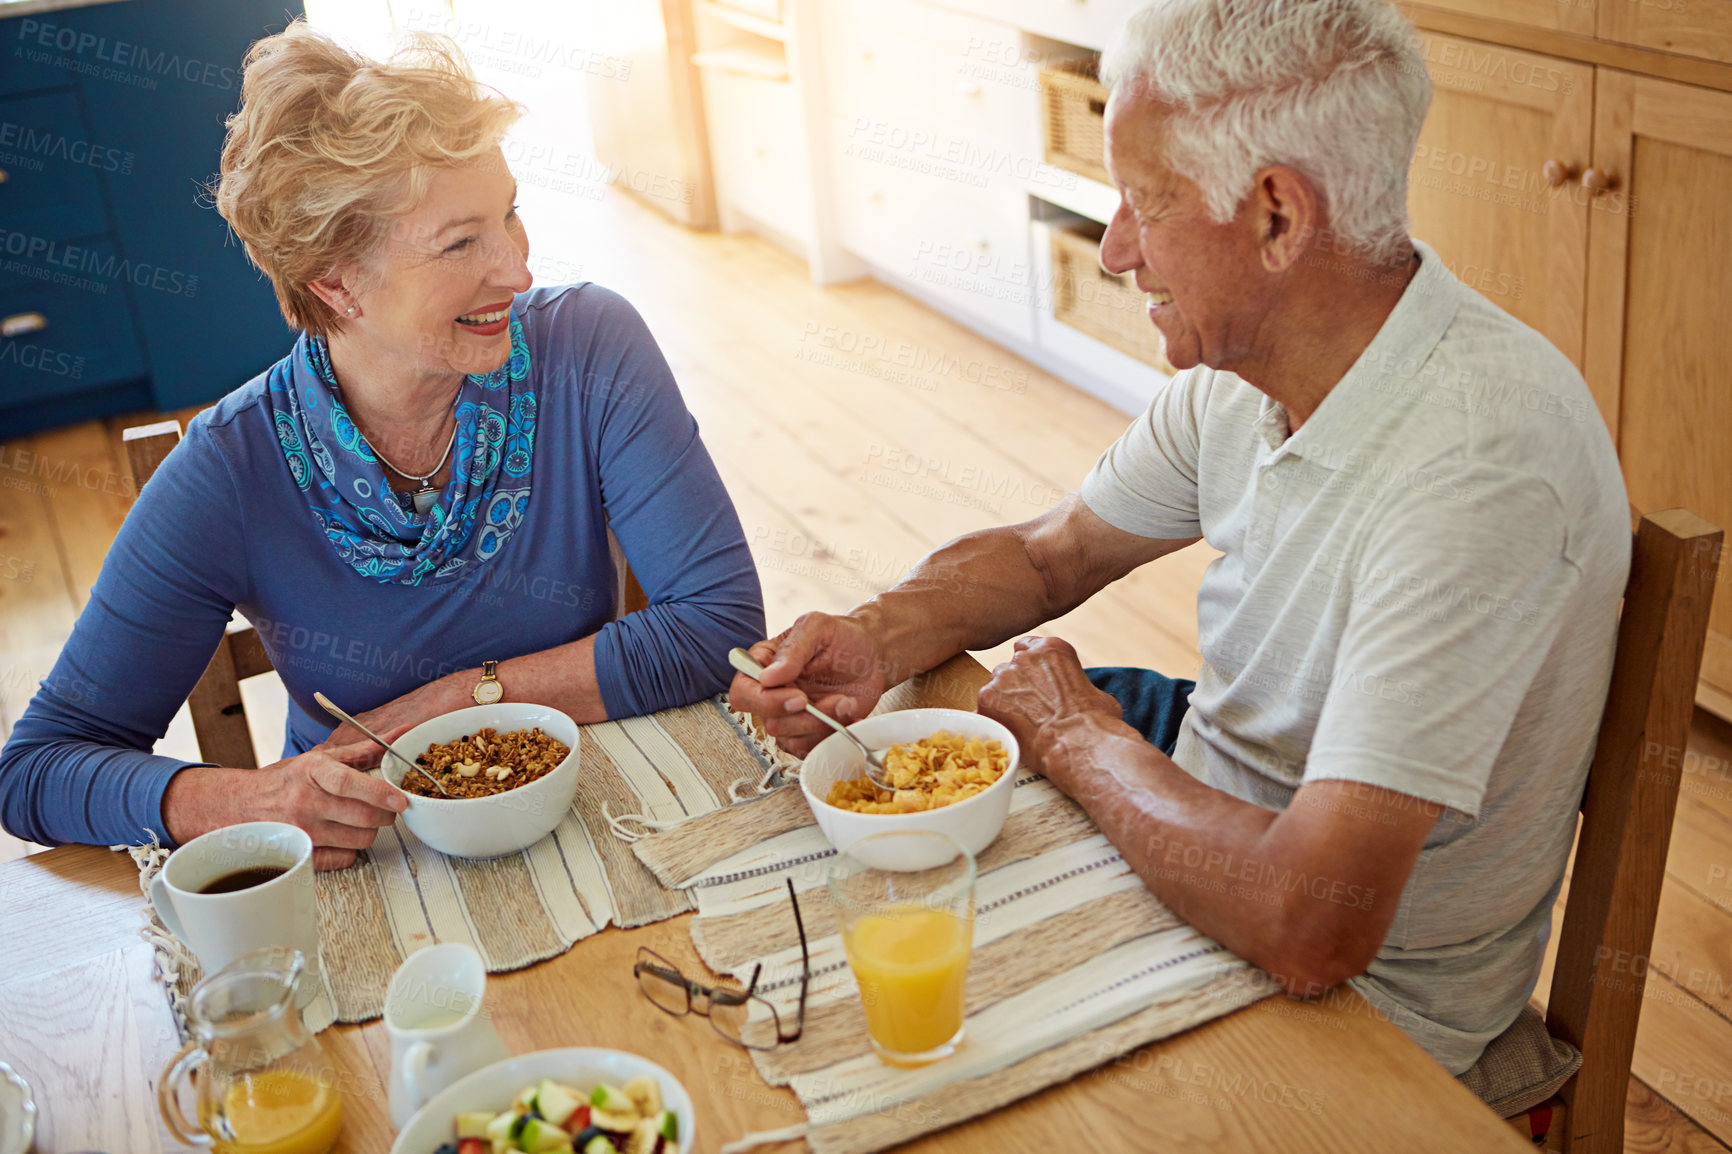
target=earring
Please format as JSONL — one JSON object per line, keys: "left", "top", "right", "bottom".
{"left": 346, "top": 305, "right": 357, "bottom": 316}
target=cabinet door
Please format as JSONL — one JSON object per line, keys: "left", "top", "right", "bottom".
{"left": 1583, "top": 72, "right": 1732, "bottom": 709}
{"left": 1407, "top": 34, "right": 1595, "bottom": 365}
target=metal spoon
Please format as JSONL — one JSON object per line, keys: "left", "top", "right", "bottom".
{"left": 313, "top": 691, "right": 451, "bottom": 798}
{"left": 727, "top": 648, "right": 895, "bottom": 791}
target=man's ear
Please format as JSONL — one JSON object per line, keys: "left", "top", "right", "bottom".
{"left": 1250, "top": 165, "right": 1318, "bottom": 274}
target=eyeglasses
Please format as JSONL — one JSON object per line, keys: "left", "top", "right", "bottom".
{"left": 633, "top": 877, "right": 809, "bottom": 1050}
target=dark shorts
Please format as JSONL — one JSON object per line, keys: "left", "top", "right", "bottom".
{"left": 1085, "top": 666, "right": 1195, "bottom": 757}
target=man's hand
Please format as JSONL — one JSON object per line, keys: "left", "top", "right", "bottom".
{"left": 162, "top": 734, "right": 411, "bottom": 870}
{"left": 978, "top": 636, "right": 1132, "bottom": 785}
{"left": 324, "top": 674, "right": 474, "bottom": 750}
{"left": 728, "top": 613, "right": 890, "bottom": 756}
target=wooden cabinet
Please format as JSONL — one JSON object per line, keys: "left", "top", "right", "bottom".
{"left": 1598, "top": 0, "right": 1732, "bottom": 67}
{"left": 1408, "top": 34, "right": 1594, "bottom": 362}
{"left": 1402, "top": 0, "right": 1595, "bottom": 35}
{"left": 0, "top": 0, "right": 304, "bottom": 439}
{"left": 1581, "top": 72, "right": 1732, "bottom": 714}
{"left": 1410, "top": 21, "right": 1732, "bottom": 717}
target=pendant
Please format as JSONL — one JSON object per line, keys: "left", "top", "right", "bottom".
{"left": 412, "top": 486, "right": 439, "bottom": 516}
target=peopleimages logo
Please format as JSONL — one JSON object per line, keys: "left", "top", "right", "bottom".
{"left": 14, "top": 19, "right": 238, "bottom": 90}
{"left": 0, "top": 228, "right": 197, "bottom": 297}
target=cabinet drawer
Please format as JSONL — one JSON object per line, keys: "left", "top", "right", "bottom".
{"left": 1596, "top": 0, "right": 1732, "bottom": 68}
{"left": 0, "top": 90, "right": 113, "bottom": 243}
{"left": 1403, "top": 0, "right": 1596, "bottom": 35}
{"left": 0, "top": 240, "right": 146, "bottom": 403}
{"left": 823, "top": 0, "right": 1043, "bottom": 161}
{"left": 831, "top": 116, "right": 1034, "bottom": 341}
{"left": 701, "top": 68, "right": 811, "bottom": 243}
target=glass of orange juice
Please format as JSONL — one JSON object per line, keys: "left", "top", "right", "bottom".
{"left": 828, "top": 829, "right": 977, "bottom": 1067}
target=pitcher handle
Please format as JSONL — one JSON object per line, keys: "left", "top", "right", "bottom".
{"left": 402, "top": 1039, "right": 436, "bottom": 1117}
{"left": 157, "top": 1040, "right": 215, "bottom": 1147}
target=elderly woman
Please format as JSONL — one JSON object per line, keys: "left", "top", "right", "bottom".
{"left": 0, "top": 24, "right": 764, "bottom": 868}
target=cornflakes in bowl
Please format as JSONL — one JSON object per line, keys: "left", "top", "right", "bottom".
{"left": 800, "top": 708, "right": 1021, "bottom": 862}
{"left": 825, "top": 731, "right": 1010, "bottom": 813}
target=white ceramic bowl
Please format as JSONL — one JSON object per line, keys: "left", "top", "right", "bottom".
{"left": 800, "top": 708, "right": 1020, "bottom": 868}
{"left": 390, "top": 1047, "right": 695, "bottom": 1154}
{"left": 0, "top": 1061, "right": 34, "bottom": 1154}
{"left": 386, "top": 703, "right": 581, "bottom": 859}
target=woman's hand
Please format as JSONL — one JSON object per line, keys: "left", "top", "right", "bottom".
{"left": 323, "top": 673, "right": 475, "bottom": 750}
{"left": 977, "top": 636, "right": 1128, "bottom": 791}
{"left": 161, "top": 733, "right": 410, "bottom": 870}
{"left": 727, "top": 613, "right": 891, "bottom": 757}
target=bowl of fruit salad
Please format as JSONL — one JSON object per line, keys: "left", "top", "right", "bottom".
{"left": 389, "top": 1048, "right": 693, "bottom": 1154}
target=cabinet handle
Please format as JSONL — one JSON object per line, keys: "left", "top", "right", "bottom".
{"left": 2, "top": 312, "right": 47, "bottom": 337}
{"left": 0, "top": 168, "right": 9, "bottom": 185}
{"left": 1542, "top": 159, "right": 1576, "bottom": 188}
{"left": 954, "top": 79, "right": 982, "bottom": 97}
{"left": 1580, "top": 168, "right": 1619, "bottom": 195}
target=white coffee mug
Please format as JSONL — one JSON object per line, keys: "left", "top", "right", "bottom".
{"left": 385, "top": 943, "right": 509, "bottom": 1127}
{"left": 148, "top": 822, "right": 322, "bottom": 995}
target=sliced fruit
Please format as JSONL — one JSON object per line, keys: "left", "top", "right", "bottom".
{"left": 529, "top": 1079, "right": 583, "bottom": 1129}
{"left": 457, "top": 1141, "right": 486, "bottom": 1154}
{"left": 589, "top": 1083, "right": 637, "bottom": 1116}
{"left": 623, "top": 1076, "right": 662, "bottom": 1117}
{"left": 580, "top": 1134, "right": 619, "bottom": 1154}
{"left": 589, "top": 1108, "right": 639, "bottom": 1133}
{"left": 486, "top": 1113, "right": 520, "bottom": 1143}
{"left": 654, "top": 1110, "right": 678, "bottom": 1142}
{"left": 623, "top": 1117, "right": 658, "bottom": 1154}
{"left": 515, "top": 1116, "right": 574, "bottom": 1153}
{"left": 457, "top": 1113, "right": 496, "bottom": 1139}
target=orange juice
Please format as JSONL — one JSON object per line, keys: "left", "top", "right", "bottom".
{"left": 843, "top": 904, "right": 973, "bottom": 1062}
{"left": 203, "top": 1070, "right": 342, "bottom": 1154}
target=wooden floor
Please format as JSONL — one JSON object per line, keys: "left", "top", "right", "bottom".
{"left": 3, "top": 188, "right": 1730, "bottom": 1152}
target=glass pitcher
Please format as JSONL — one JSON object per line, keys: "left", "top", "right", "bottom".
{"left": 158, "top": 947, "right": 343, "bottom": 1154}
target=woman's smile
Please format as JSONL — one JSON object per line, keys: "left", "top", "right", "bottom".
{"left": 456, "top": 301, "right": 513, "bottom": 336}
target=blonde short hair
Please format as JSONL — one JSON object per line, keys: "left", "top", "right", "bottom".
{"left": 216, "top": 21, "right": 522, "bottom": 336}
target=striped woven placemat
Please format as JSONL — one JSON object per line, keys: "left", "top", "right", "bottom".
{"left": 133, "top": 697, "right": 783, "bottom": 1036}
{"left": 631, "top": 775, "right": 1276, "bottom": 1154}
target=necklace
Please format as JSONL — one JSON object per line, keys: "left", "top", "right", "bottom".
{"left": 369, "top": 421, "right": 459, "bottom": 516}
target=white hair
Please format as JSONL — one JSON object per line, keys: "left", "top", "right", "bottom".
{"left": 1100, "top": 0, "right": 1431, "bottom": 264}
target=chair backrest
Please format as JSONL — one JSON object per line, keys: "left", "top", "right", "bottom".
{"left": 123, "top": 419, "right": 652, "bottom": 768}
{"left": 125, "top": 421, "right": 270, "bottom": 768}
{"left": 1545, "top": 509, "right": 1722, "bottom": 1152}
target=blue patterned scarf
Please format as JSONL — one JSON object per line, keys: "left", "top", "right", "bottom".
{"left": 267, "top": 314, "right": 537, "bottom": 585}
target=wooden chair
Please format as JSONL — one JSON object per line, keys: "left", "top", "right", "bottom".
{"left": 122, "top": 420, "right": 650, "bottom": 767}
{"left": 1483, "top": 509, "right": 1721, "bottom": 1152}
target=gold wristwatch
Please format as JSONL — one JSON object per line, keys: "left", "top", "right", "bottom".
{"left": 472, "top": 660, "right": 504, "bottom": 705}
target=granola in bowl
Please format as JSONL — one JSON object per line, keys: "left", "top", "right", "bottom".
{"left": 405, "top": 727, "right": 571, "bottom": 800}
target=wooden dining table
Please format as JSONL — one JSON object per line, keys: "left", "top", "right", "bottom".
{"left": 0, "top": 656, "right": 1532, "bottom": 1154}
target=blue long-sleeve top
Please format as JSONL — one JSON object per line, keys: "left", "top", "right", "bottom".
{"left": 0, "top": 284, "right": 765, "bottom": 847}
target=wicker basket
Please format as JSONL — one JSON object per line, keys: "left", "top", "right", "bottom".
{"left": 1050, "top": 221, "right": 1173, "bottom": 374}
{"left": 1040, "top": 59, "right": 1111, "bottom": 186}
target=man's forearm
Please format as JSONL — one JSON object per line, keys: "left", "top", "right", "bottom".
{"left": 852, "top": 525, "right": 1060, "bottom": 686}
{"left": 1042, "top": 715, "right": 1381, "bottom": 995}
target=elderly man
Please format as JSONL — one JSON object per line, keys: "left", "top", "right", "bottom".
{"left": 731, "top": 0, "right": 1629, "bottom": 1077}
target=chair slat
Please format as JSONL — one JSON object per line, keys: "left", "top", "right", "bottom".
{"left": 1547, "top": 509, "right": 1722, "bottom": 1152}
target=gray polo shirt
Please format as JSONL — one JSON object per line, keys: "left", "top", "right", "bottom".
{"left": 1079, "top": 240, "right": 1629, "bottom": 1074}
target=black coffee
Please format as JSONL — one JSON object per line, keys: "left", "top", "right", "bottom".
{"left": 198, "top": 866, "right": 287, "bottom": 894}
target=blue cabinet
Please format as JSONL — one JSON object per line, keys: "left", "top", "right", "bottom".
{"left": 0, "top": 0, "right": 304, "bottom": 437}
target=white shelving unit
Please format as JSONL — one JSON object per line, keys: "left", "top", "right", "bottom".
{"left": 695, "top": 0, "right": 1165, "bottom": 414}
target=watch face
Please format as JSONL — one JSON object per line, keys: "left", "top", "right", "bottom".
{"left": 473, "top": 679, "right": 503, "bottom": 705}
